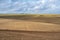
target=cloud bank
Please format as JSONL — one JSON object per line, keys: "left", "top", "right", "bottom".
{"left": 0, "top": 0, "right": 60, "bottom": 14}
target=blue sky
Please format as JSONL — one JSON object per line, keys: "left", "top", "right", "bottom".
{"left": 0, "top": 0, "right": 60, "bottom": 14}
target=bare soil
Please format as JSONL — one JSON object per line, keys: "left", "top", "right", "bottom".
{"left": 0, "top": 30, "right": 60, "bottom": 40}
{"left": 0, "top": 16, "right": 60, "bottom": 40}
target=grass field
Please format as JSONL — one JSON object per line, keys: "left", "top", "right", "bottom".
{"left": 0, "top": 14, "right": 60, "bottom": 40}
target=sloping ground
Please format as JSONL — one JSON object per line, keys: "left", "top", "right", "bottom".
{"left": 0, "top": 30, "right": 60, "bottom": 40}
{"left": 0, "top": 16, "right": 60, "bottom": 40}
{"left": 0, "top": 18, "right": 60, "bottom": 32}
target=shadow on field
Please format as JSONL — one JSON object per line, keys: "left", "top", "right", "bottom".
{"left": 0, "top": 15, "right": 60, "bottom": 25}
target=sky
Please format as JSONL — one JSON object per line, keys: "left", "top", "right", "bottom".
{"left": 0, "top": 0, "right": 60, "bottom": 14}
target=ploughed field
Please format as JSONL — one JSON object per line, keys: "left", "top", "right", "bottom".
{"left": 0, "top": 14, "right": 60, "bottom": 40}
{"left": 0, "top": 30, "right": 60, "bottom": 40}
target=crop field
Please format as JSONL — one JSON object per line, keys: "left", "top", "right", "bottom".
{"left": 0, "top": 14, "right": 60, "bottom": 40}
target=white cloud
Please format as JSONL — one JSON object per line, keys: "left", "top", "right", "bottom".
{"left": 41, "top": 0, "right": 46, "bottom": 4}
{"left": 33, "top": 6, "right": 40, "bottom": 9}
{"left": 0, "top": 0, "right": 60, "bottom": 14}
{"left": 50, "top": 4, "right": 57, "bottom": 9}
